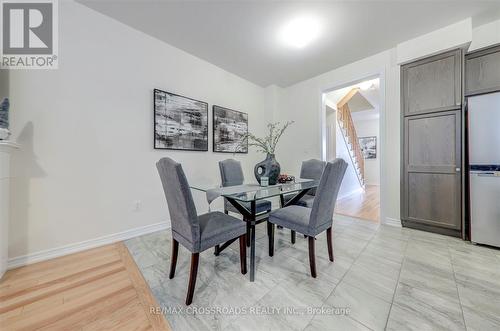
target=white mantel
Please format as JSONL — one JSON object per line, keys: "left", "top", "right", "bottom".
{"left": 0, "top": 141, "right": 19, "bottom": 279}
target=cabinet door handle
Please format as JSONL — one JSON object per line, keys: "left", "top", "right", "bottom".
{"left": 456, "top": 168, "right": 461, "bottom": 172}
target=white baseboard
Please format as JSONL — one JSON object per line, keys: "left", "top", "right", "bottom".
{"left": 384, "top": 217, "right": 402, "bottom": 227}
{"left": 7, "top": 220, "right": 171, "bottom": 270}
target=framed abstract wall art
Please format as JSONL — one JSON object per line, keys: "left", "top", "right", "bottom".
{"left": 359, "top": 136, "right": 377, "bottom": 159}
{"left": 212, "top": 105, "right": 248, "bottom": 153}
{"left": 154, "top": 89, "right": 208, "bottom": 151}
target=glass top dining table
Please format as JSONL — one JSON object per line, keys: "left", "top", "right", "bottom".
{"left": 190, "top": 178, "right": 320, "bottom": 203}
{"left": 190, "top": 178, "right": 320, "bottom": 282}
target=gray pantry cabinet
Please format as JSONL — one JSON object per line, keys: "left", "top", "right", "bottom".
{"left": 401, "top": 49, "right": 463, "bottom": 237}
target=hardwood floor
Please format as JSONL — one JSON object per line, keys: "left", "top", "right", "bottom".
{"left": 335, "top": 185, "right": 380, "bottom": 222}
{"left": 0, "top": 243, "right": 171, "bottom": 331}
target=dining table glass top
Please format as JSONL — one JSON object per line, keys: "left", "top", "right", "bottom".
{"left": 190, "top": 178, "right": 320, "bottom": 203}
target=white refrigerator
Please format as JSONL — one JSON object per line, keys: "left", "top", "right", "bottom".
{"left": 468, "top": 92, "right": 500, "bottom": 247}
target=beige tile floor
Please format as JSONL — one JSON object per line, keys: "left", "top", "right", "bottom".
{"left": 125, "top": 215, "right": 500, "bottom": 331}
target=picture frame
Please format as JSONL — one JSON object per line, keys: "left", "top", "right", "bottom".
{"left": 359, "top": 136, "right": 377, "bottom": 159}
{"left": 154, "top": 89, "right": 208, "bottom": 151}
{"left": 212, "top": 105, "right": 248, "bottom": 153}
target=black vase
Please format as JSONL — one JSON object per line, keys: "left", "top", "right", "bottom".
{"left": 254, "top": 153, "right": 281, "bottom": 185}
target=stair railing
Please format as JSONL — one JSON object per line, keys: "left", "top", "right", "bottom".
{"left": 337, "top": 103, "right": 365, "bottom": 185}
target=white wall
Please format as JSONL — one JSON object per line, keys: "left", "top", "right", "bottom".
{"left": 353, "top": 118, "right": 380, "bottom": 186}
{"left": 470, "top": 18, "right": 500, "bottom": 51}
{"left": 0, "top": 71, "right": 11, "bottom": 277}
{"left": 275, "top": 17, "right": 500, "bottom": 225}
{"left": 8, "top": 1, "right": 268, "bottom": 260}
{"left": 0, "top": 144, "right": 14, "bottom": 277}
{"left": 8, "top": 5, "right": 500, "bottom": 261}
{"left": 0, "top": 71, "right": 8, "bottom": 99}
{"left": 325, "top": 106, "right": 336, "bottom": 161}
{"left": 275, "top": 50, "right": 399, "bottom": 224}
{"left": 396, "top": 18, "right": 472, "bottom": 64}
{"left": 335, "top": 120, "right": 363, "bottom": 199}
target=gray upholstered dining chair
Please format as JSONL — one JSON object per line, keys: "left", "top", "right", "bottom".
{"left": 219, "top": 159, "right": 272, "bottom": 247}
{"left": 268, "top": 158, "right": 347, "bottom": 278}
{"left": 284, "top": 159, "right": 326, "bottom": 208}
{"left": 282, "top": 159, "right": 326, "bottom": 244}
{"left": 156, "top": 157, "right": 247, "bottom": 305}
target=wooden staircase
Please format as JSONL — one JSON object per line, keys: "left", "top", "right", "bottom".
{"left": 337, "top": 89, "right": 365, "bottom": 186}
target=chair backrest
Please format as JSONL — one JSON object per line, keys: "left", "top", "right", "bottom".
{"left": 300, "top": 159, "right": 326, "bottom": 195}
{"left": 219, "top": 159, "right": 244, "bottom": 187}
{"left": 308, "top": 158, "right": 348, "bottom": 231}
{"left": 156, "top": 157, "right": 200, "bottom": 247}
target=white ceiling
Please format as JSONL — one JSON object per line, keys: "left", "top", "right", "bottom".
{"left": 326, "top": 79, "right": 379, "bottom": 107}
{"left": 325, "top": 78, "right": 380, "bottom": 121}
{"left": 78, "top": 1, "right": 500, "bottom": 87}
{"left": 348, "top": 92, "right": 373, "bottom": 113}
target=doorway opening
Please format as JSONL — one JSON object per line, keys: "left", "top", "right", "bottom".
{"left": 323, "top": 77, "right": 381, "bottom": 223}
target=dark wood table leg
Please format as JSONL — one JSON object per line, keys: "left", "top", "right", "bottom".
{"left": 283, "top": 188, "right": 311, "bottom": 207}
{"left": 250, "top": 200, "right": 256, "bottom": 282}
{"left": 246, "top": 222, "right": 251, "bottom": 247}
{"left": 239, "top": 235, "right": 247, "bottom": 274}
{"left": 213, "top": 238, "right": 237, "bottom": 256}
{"left": 224, "top": 196, "right": 279, "bottom": 282}
{"left": 268, "top": 222, "right": 275, "bottom": 256}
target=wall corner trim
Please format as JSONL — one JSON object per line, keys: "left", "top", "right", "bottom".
{"left": 7, "top": 220, "right": 170, "bottom": 270}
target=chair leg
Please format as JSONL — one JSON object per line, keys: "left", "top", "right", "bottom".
{"left": 169, "top": 239, "right": 179, "bottom": 279}
{"left": 327, "top": 227, "right": 334, "bottom": 262}
{"left": 239, "top": 235, "right": 247, "bottom": 274}
{"left": 224, "top": 209, "right": 229, "bottom": 215}
{"left": 246, "top": 222, "right": 251, "bottom": 247}
{"left": 291, "top": 230, "right": 296, "bottom": 244}
{"left": 268, "top": 222, "right": 275, "bottom": 257}
{"left": 214, "top": 245, "right": 220, "bottom": 256}
{"left": 185, "top": 253, "right": 199, "bottom": 306}
{"left": 308, "top": 236, "right": 317, "bottom": 278}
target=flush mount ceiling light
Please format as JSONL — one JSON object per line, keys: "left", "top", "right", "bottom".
{"left": 279, "top": 16, "right": 321, "bottom": 48}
